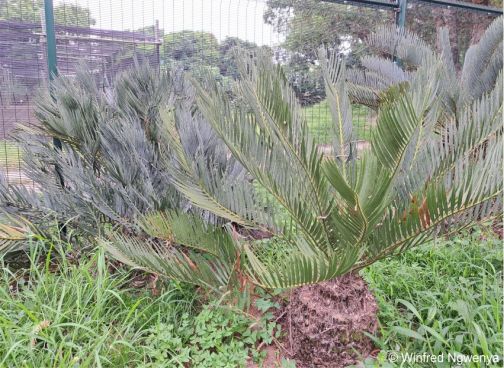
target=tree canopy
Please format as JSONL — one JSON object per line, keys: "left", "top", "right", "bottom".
{"left": 163, "top": 31, "right": 220, "bottom": 71}
{"left": 264, "top": 0, "right": 502, "bottom": 72}
{"left": 0, "top": 0, "right": 95, "bottom": 27}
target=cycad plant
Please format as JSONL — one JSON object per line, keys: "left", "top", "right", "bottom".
{"left": 1, "top": 65, "right": 179, "bottom": 235}
{"left": 347, "top": 16, "right": 503, "bottom": 114}
{"left": 0, "top": 64, "right": 252, "bottom": 252}
{"left": 103, "top": 32, "right": 502, "bottom": 291}
{"left": 2, "top": 22, "right": 501, "bottom": 293}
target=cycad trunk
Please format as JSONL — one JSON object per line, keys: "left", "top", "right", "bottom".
{"left": 287, "top": 273, "right": 378, "bottom": 367}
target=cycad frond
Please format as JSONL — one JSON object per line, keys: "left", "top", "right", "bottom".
{"left": 159, "top": 108, "right": 274, "bottom": 232}
{"left": 348, "top": 16, "right": 503, "bottom": 116}
{"left": 461, "top": 16, "right": 503, "bottom": 103}
{"left": 0, "top": 214, "right": 41, "bottom": 254}
{"left": 367, "top": 25, "right": 433, "bottom": 67}
{"left": 244, "top": 243, "right": 360, "bottom": 289}
{"left": 318, "top": 48, "right": 354, "bottom": 165}
{"left": 193, "top": 52, "right": 334, "bottom": 254}
{"left": 185, "top": 45, "right": 501, "bottom": 289}
{"left": 101, "top": 211, "right": 241, "bottom": 290}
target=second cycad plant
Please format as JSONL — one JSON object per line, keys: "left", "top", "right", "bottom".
{"left": 103, "top": 43, "right": 502, "bottom": 293}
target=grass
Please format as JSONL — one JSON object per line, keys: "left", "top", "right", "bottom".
{"left": 0, "top": 141, "right": 22, "bottom": 169}
{"left": 359, "top": 226, "right": 503, "bottom": 367}
{"left": 303, "top": 100, "right": 374, "bottom": 144}
{"left": 0, "top": 242, "right": 281, "bottom": 368}
{"left": 0, "top": 228, "right": 501, "bottom": 367}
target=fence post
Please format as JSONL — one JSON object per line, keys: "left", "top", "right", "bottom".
{"left": 42, "top": 0, "right": 63, "bottom": 155}
{"left": 43, "top": 0, "right": 63, "bottom": 150}
{"left": 395, "top": 0, "right": 407, "bottom": 28}
{"left": 394, "top": 0, "right": 407, "bottom": 65}
{"left": 43, "top": 0, "right": 66, "bottom": 236}
{"left": 155, "top": 19, "right": 161, "bottom": 69}
{"left": 43, "top": 0, "right": 58, "bottom": 82}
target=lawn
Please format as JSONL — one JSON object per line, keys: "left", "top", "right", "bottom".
{"left": 1, "top": 227, "right": 501, "bottom": 367}
{"left": 303, "top": 100, "right": 374, "bottom": 144}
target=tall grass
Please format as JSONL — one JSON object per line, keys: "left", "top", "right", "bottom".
{"left": 0, "top": 242, "right": 196, "bottom": 367}
{"left": 0, "top": 241, "right": 282, "bottom": 367}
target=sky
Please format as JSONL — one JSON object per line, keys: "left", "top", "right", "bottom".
{"left": 55, "top": 0, "right": 284, "bottom": 46}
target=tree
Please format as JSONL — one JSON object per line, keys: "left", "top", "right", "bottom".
{"left": 0, "top": 0, "right": 39, "bottom": 21}
{"left": 0, "top": 0, "right": 95, "bottom": 27}
{"left": 162, "top": 30, "right": 220, "bottom": 71}
{"left": 407, "top": 3, "right": 499, "bottom": 70}
{"left": 218, "top": 37, "right": 262, "bottom": 79}
{"left": 264, "top": 0, "right": 388, "bottom": 62}
{"left": 264, "top": 0, "right": 502, "bottom": 81}
{"left": 264, "top": 0, "right": 390, "bottom": 105}
{"left": 53, "top": 3, "right": 95, "bottom": 27}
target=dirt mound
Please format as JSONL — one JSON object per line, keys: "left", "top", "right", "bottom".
{"left": 287, "top": 273, "right": 378, "bottom": 367}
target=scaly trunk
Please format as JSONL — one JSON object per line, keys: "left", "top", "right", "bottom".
{"left": 286, "top": 273, "right": 378, "bottom": 367}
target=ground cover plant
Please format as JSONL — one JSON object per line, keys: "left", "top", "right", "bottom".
{"left": 0, "top": 228, "right": 500, "bottom": 367}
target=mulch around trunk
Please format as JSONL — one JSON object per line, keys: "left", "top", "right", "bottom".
{"left": 277, "top": 273, "right": 379, "bottom": 367}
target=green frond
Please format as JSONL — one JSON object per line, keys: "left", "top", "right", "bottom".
{"left": 363, "top": 147, "right": 502, "bottom": 264}
{"left": 101, "top": 213, "right": 242, "bottom": 290}
{"left": 244, "top": 242, "right": 360, "bottom": 289}
{"left": 0, "top": 214, "right": 40, "bottom": 255}
{"left": 193, "top": 52, "right": 335, "bottom": 253}
{"left": 318, "top": 48, "right": 354, "bottom": 167}
{"left": 431, "top": 73, "right": 503, "bottom": 181}
{"left": 371, "top": 61, "right": 440, "bottom": 174}
{"left": 159, "top": 108, "right": 274, "bottom": 231}
{"left": 139, "top": 211, "right": 238, "bottom": 263}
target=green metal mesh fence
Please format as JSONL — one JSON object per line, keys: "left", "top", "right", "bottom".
{"left": 0, "top": 0, "right": 501, "bottom": 185}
